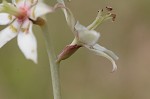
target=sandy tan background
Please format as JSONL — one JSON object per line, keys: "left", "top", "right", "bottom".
{"left": 0, "top": 0, "right": 150, "bottom": 99}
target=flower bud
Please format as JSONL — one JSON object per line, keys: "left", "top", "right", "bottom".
{"left": 57, "top": 44, "right": 81, "bottom": 63}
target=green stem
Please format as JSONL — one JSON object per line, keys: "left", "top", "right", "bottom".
{"left": 41, "top": 23, "right": 61, "bottom": 99}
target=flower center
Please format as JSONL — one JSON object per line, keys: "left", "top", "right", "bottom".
{"left": 17, "top": 5, "right": 30, "bottom": 22}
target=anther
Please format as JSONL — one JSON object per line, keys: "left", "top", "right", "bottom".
{"left": 106, "top": 6, "right": 113, "bottom": 11}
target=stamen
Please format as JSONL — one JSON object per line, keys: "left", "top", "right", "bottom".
{"left": 9, "top": 25, "right": 18, "bottom": 33}
{"left": 110, "top": 13, "right": 116, "bottom": 21}
{"left": 106, "top": 6, "right": 113, "bottom": 11}
{"left": 30, "top": 17, "right": 45, "bottom": 26}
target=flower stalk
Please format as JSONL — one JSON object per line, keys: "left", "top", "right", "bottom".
{"left": 41, "top": 22, "right": 61, "bottom": 99}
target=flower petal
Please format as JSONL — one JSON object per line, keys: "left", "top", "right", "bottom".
{"left": 0, "top": 13, "right": 15, "bottom": 25}
{"left": 55, "top": 2, "right": 76, "bottom": 31}
{"left": 25, "top": 0, "right": 38, "bottom": 7}
{"left": 0, "top": 19, "right": 20, "bottom": 48}
{"left": 13, "top": 0, "right": 36, "bottom": 8}
{"left": 29, "top": 1, "right": 52, "bottom": 20}
{"left": 12, "top": 0, "right": 25, "bottom": 6}
{"left": 85, "top": 44, "right": 118, "bottom": 72}
{"left": 75, "top": 22, "right": 100, "bottom": 46}
{"left": 93, "top": 44, "right": 119, "bottom": 60}
{"left": 17, "top": 20, "right": 37, "bottom": 63}
{"left": 62, "top": 6, "right": 76, "bottom": 32}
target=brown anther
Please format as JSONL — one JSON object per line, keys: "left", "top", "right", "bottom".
{"left": 111, "top": 13, "right": 116, "bottom": 21}
{"left": 30, "top": 17, "right": 45, "bottom": 26}
{"left": 98, "top": 9, "right": 103, "bottom": 13}
{"left": 106, "top": 6, "right": 113, "bottom": 11}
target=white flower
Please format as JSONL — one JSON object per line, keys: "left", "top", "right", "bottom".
{"left": 74, "top": 22, "right": 100, "bottom": 46}
{"left": 74, "top": 22, "right": 118, "bottom": 72}
{"left": 0, "top": 0, "right": 53, "bottom": 63}
{"left": 59, "top": 5, "right": 119, "bottom": 72}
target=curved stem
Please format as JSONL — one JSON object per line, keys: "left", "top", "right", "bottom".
{"left": 41, "top": 23, "right": 61, "bottom": 99}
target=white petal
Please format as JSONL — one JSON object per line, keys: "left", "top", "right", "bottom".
{"left": 13, "top": 0, "right": 36, "bottom": 8}
{"left": 75, "top": 21, "right": 88, "bottom": 31}
{"left": 93, "top": 44, "right": 119, "bottom": 60}
{"left": 54, "top": 0, "right": 76, "bottom": 31}
{"left": 0, "top": 13, "right": 15, "bottom": 25}
{"left": 0, "top": 20, "right": 20, "bottom": 48}
{"left": 29, "top": 1, "right": 52, "bottom": 20}
{"left": 75, "top": 22, "right": 100, "bottom": 46}
{"left": 85, "top": 44, "right": 118, "bottom": 72}
{"left": 17, "top": 20, "right": 37, "bottom": 63}
{"left": 62, "top": 6, "right": 76, "bottom": 31}
{"left": 0, "top": 3, "right": 15, "bottom": 25}
{"left": 12, "top": 0, "right": 25, "bottom": 7}
{"left": 25, "top": 0, "right": 38, "bottom": 7}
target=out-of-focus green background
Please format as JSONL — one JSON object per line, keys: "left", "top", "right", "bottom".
{"left": 0, "top": 0, "right": 150, "bottom": 99}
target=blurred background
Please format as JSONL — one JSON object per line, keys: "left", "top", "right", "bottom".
{"left": 0, "top": 0, "right": 150, "bottom": 99}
